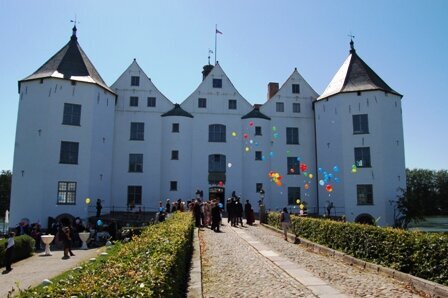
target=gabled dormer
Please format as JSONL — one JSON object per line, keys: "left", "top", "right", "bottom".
{"left": 261, "top": 68, "right": 318, "bottom": 116}
{"left": 111, "top": 59, "right": 173, "bottom": 111}
{"left": 181, "top": 62, "right": 252, "bottom": 114}
{"left": 318, "top": 40, "right": 402, "bottom": 100}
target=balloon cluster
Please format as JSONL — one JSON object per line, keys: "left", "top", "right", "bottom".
{"left": 318, "top": 165, "right": 341, "bottom": 193}
{"left": 268, "top": 171, "right": 283, "bottom": 187}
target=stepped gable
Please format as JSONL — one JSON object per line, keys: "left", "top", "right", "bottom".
{"left": 19, "top": 26, "right": 114, "bottom": 94}
{"left": 318, "top": 40, "right": 401, "bottom": 100}
{"left": 162, "top": 103, "right": 194, "bottom": 118}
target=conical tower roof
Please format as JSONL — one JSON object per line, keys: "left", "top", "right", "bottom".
{"left": 318, "top": 40, "right": 401, "bottom": 100}
{"left": 19, "top": 26, "right": 114, "bottom": 94}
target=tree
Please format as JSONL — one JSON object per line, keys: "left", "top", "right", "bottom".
{"left": 0, "top": 170, "right": 12, "bottom": 216}
{"left": 395, "top": 188, "right": 425, "bottom": 229}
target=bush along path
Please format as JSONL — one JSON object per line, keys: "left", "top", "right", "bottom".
{"left": 18, "top": 212, "right": 194, "bottom": 297}
{"left": 267, "top": 213, "right": 448, "bottom": 288}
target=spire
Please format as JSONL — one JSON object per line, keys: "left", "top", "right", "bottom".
{"left": 349, "top": 35, "right": 355, "bottom": 54}
{"left": 71, "top": 25, "right": 77, "bottom": 41}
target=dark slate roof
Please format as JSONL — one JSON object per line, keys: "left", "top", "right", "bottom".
{"left": 318, "top": 41, "right": 401, "bottom": 100}
{"left": 161, "top": 104, "right": 194, "bottom": 118}
{"left": 19, "top": 26, "right": 114, "bottom": 94}
{"left": 242, "top": 107, "right": 271, "bottom": 120}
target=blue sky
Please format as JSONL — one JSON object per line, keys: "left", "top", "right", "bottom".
{"left": 0, "top": 1, "right": 447, "bottom": 171}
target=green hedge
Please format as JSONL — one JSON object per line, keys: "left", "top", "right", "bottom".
{"left": 0, "top": 235, "right": 35, "bottom": 267}
{"left": 267, "top": 213, "right": 448, "bottom": 286}
{"left": 20, "top": 212, "right": 194, "bottom": 297}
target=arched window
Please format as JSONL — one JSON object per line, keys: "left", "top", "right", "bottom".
{"left": 209, "top": 124, "right": 226, "bottom": 142}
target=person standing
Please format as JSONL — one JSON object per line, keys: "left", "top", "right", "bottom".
{"left": 280, "top": 208, "right": 291, "bottom": 241}
{"left": 165, "top": 199, "right": 171, "bottom": 213}
{"left": 96, "top": 199, "right": 103, "bottom": 218}
{"left": 244, "top": 200, "right": 252, "bottom": 223}
{"left": 4, "top": 232, "right": 15, "bottom": 273}
{"left": 211, "top": 202, "right": 221, "bottom": 232}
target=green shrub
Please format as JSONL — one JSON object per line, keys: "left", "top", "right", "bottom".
{"left": 0, "top": 235, "right": 35, "bottom": 267}
{"left": 20, "top": 212, "right": 194, "bottom": 297}
{"left": 267, "top": 212, "right": 448, "bottom": 286}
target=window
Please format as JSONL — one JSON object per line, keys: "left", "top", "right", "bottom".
{"left": 209, "top": 124, "right": 226, "bottom": 142}
{"left": 286, "top": 127, "right": 299, "bottom": 144}
{"left": 292, "top": 84, "right": 300, "bottom": 94}
{"left": 256, "top": 183, "right": 263, "bottom": 193}
{"left": 228, "top": 99, "right": 237, "bottom": 110}
{"left": 287, "top": 157, "right": 300, "bottom": 175}
{"left": 213, "top": 78, "right": 222, "bottom": 88}
{"left": 255, "top": 151, "right": 262, "bottom": 161}
{"left": 353, "top": 114, "right": 369, "bottom": 134}
{"left": 131, "top": 76, "right": 140, "bottom": 86}
{"left": 357, "top": 184, "right": 373, "bottom": 205}
{"left": 60, "top": 141, "right": 79, "bottom": 164}
{"left": 354, "top": 147, "right": 371, "bottom": 167}
{"left": 255, "top": 126, "right": 262, "bottom": 136}
{"left": 170, "top": 181, "right": 178, "bottom": 191}
{"left": 147, "top": 97, "right": 156, "bottom": 107}
{"left": 293, "top": 103, "right": 301, "bottom": 113}
{"left": 288, "top": 187, "right": 300, "bottom": 205}
{"left": 208, "top": 154, "right": 226, "bottom": 173}
{"left": 62, "top": 103, "right": 81, "bottom": 126}
{"left": 171, "top": 150, "right": 179, "bottom": 160}
{"left": 198, "top": 98, "right": 207, "bottom": 108}
{"left": 127, "top": 185, "right": 142, "bottom": 206}
{"left": 57, "top": 181, "right": 76, "bottom": 205}
{"left": 172, "top": 123, "right": 179, "bottom": 133}
{"left": 129, "top": 154, "right": 143, "bottom": 172}
{"left": 276, "top": 102, "right": 284, "bottom": 112}
{"left": 130, "top": 96, "right": 138, "bottom": 107}
{"left": 130, "top": 122, "right": 144, "bottom": 140}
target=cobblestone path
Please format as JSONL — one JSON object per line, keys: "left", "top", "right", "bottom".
{"left": 199, "top": 221, "right": 424, "bottom": 298}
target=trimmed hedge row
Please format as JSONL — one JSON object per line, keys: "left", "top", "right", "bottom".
{"left": 0, "top": 235, "right": 35, "bottom": 267}
{"left": 20, "top": 212, "right": 194, "bottom": 297}
{"left": 267, "top": 212, "right": 448, "bottom": 286}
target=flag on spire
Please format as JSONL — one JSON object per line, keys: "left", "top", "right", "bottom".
{"left": 216, "top": 28, "right": 222, "bottom": 34}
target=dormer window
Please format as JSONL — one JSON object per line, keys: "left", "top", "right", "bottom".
{"left": 131, "top": 76, "right": 140, "bottom": 86}
{"left": 198, "top": 98, "right": 207, "bottom": 108}
{"left": 292, "top": 84, "right": 300, "bottom": 94}
{"left": 213, "top": 78, "right": 222, "bottom": 88}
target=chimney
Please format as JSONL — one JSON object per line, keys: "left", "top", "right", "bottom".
{"left": 202, "top": 64, "right": 214, "bottom": 81}
{"left": 267, "top": 82, "right": 279, "bottom": 99}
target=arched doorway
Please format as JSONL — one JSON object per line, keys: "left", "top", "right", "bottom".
{"left": 355, "top": 213, "right": 375, "bottom": 225}
{"left": 209, "top": 186, "right": 225, "bottom": 206}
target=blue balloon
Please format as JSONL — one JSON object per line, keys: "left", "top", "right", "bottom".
{"left": 159, "top": 207, "right": 163, "bottom": 212}
{"left": 333, "top": 166, "right": 340, "bottom": 172}
{"left": 328, "top": 173, "right": 333, "bottom": 179}
{"left": 218, "top": 203, "right": 223, "bottom": 208}
{"left": 334, "top": 177, "right": 341, "bottom": 183}
{"left": 97, "top": 219, "right": 103, "bottom": 226}
{"left": 318, "top": 167, "right": 323, "bottom": 173}
{"left": 296, "top": 157, "right": 301, "bottom": 161}
{"left": 319, "top": 180, "right": 325, "bottom": 186}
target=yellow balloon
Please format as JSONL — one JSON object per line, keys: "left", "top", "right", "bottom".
{"left": 296, "top": 199, "right": 300, "bottom": 204}
{"left": 245, "top": 147, "right": 250, "bottom": 152}
{"left": 309, "top": 173, "right": 313, "bottom": 179}
{"left": 232, "top": 132, "right": 237, "bottom": 137}
{"left": 300, "top": 204, "right": 305, "bottom": 210}
{"left": 85, "top": 198, "right": 91, "bottom": 204}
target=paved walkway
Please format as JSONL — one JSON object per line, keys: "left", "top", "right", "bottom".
{"left": 0, "top": 247, "right": 105, "bottom": 297}
{"left": 199, "top": 221, "right": 423, "bottom": 297}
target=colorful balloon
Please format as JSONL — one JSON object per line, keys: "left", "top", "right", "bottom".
{"left": 218, "top": 181, "right": 224, "bottom": 187}
{"left": 304, "top": 183, "right": 309, "bottom": 190}
{"left": 334, "top": 177, "right": 340, "bottom": 183}
{"left": 243, "top": 133, "right": 249, "bottom": 139}
{"left": 308, "top": 173, "right": 313, "bottom": 179}
{"left": 272, "top": 126, "right": 277, "bottom": 132}
{"left": 326, "top": 184, "right": 333, "bottom": 192}
{"left": 296, "top": 199, "right": 300, "bottom": 204}
{"left": 300, "top": 163, "right": 308, "bottom": 172}
{"left": 269, "top": 151, "right": 274, "bottom": 157}
{"left": 273, "top": 132, "right": 280, "bottom": 139}
{"left": 319, "top": 180, "right": 325, "bottom": 186}
{"left": 300, "top": 204, "right": 305, "bottom": 210}
{"left": 245, "top": 146, "right": 250, "bottom": 152}
{"left": 249, "top": 139, "right": 253, "bottom": 144}
{"left": 231, "top": 131, "right": 237, "bottom": 137}
{"left": 85, "top": 198, "right": 91, "bottom": 204}
{"left": 249, "top": 121, "right": 254, "bottom": 127}
{"left": 290, "top": 168, "right": 295, "bottom": 173}
{"left": 228, "top": 163, "right": 232, "bottom": 168}
{"left": 333, "top": 165, "right": 340, "bottom": 172}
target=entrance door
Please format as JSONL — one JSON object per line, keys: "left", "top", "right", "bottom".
{"left": 209, "top": 187, "right": 225, "bottom": 206}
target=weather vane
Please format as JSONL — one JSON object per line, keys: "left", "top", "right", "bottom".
{"left": 70, "top": 15, "right": 80, "bottom": 26}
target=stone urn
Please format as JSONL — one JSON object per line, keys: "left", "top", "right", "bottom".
{"left": 40, "top": 234, "right": 55, "bottom": 256}
{"left": 78, "top": 232, "right": 90, "bottom": 250}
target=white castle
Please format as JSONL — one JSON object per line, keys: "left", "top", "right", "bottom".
{"left": 10, "top": 27, "right": 406, "bottom": 228}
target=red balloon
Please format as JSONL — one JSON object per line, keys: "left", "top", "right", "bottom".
{"left": 300, "top": 163, "right": 308, "bottom": 172}
{"left": 325, "top": 184, "right": 333, "bottom": 192}
{"left": 243, "top": 133, "right": 249, "bottom": 139}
